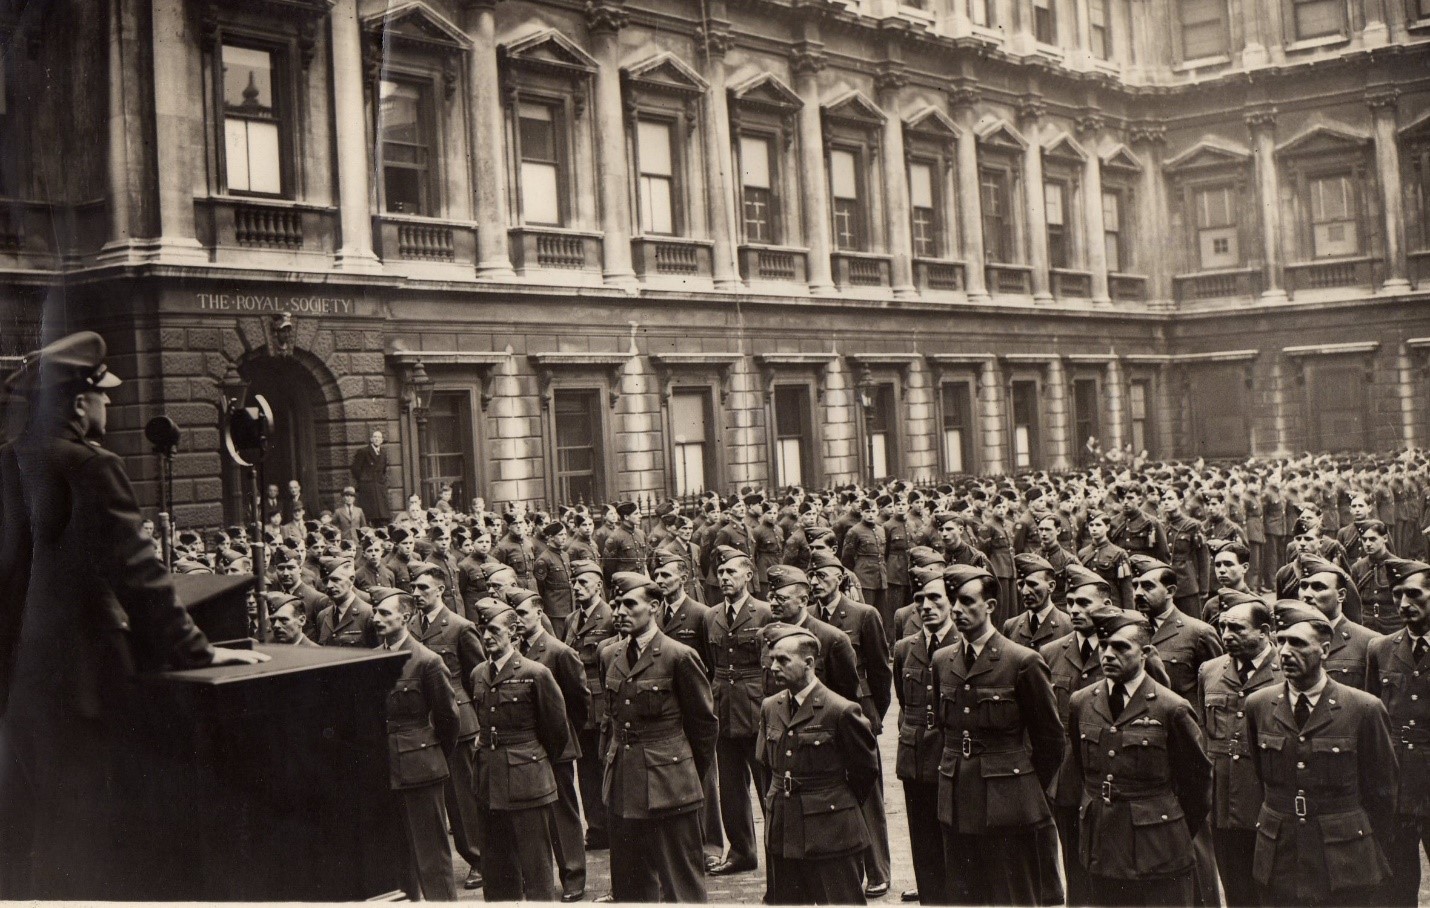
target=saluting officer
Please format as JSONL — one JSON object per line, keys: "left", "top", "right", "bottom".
{"left": 604, "top": 572, "right": 719, "bottom": 902}
{"left": 1003, "top": 553, "right": 1075, "bottom": 650}
{"left": 1244, "top": 603, "right": 1397, "bottom": 906}
{"left": 704, "top": 546, "right": 774, "bottom": 875}
{"left": 1365, "top": 557, "right": 1430, "bottom": 906}
{"left": 892, "top": 566, "right": 960, "bottom": 904}
{"left": 371, "top": 587, "right": 461, "bottom": 901}
{"left": 1297, "top": 553, "right": 1377, "bottom": 690}
{"left": 564, "top": 558, "right": 616, "bottom": 849}
{"left": 932, "top": 563, "right": 1065, "bottom": 906}
{"left": 469, "top": 601, "right": 571, "bottom": 903}
{"left": 1195, "top": 593, "right": 1283, "bottom": 907}
{"left": 1067, "top": 608, "right": 1212, "bottom": 906}
{"left": 757, "top": 624, "right": 881, "bottom": 905}
{"left": 409, "top": 562, "right": 487, "bottom": 891}
{"left": 508, "top": 588, "right": 592, "bottom": 902}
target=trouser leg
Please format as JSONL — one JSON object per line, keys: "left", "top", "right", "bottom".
{"left": 403, "top": 783, "right": 456, "bottom": 901}
{"left": 609, "top": 814, "right": 661, "bottom": 902}
{"left": 1191, "top": 818, "right": 1222, "bottom": 907}
{"left": 1382, "top": 814, "right": 1426, "bottom": 907}
{"left": 1212, "top": 826, "right": 1259, "bottom": 907}
{"left": 645, "top": 811, "right": 709, "bottom": 903}
{"left": 549, "top": 760, "right": 587, "bottom": 896}
{"left": 444, "top": 738, "right": 483, "bottom": 869}
{"left": 701, "top": 761, "right": 724, "bottom": 852}
{"left": 575, "top": 727, "right": 608, "bottom": 841}
{"left": 1054, "top": 804, "right": 1089, "bottom": 907}
{"left": 511, "top": 806, "right": 557, "bottom": 902}
{"left": 1248, "top": 543, "right": 1264, "bottom": 591}
{"left": 717, "top": 735, "right": 758, "bottom": 866}
{"left": 883, "top": 585, "right": 909, "bottom": 643}
{"left": 902, "top": 781, "right": 947, "bottom": 904}
{"left": 861, "top": 752, "right": 891, "bottom": 889}
{"left": 1089, "top": 872, "right": 1194, "bottom": 907}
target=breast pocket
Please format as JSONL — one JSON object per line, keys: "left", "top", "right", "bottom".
{"left": 904, "top": 670, "right": 930, "bottom": 710}
{"left": 635, "top": 677, "right": 675, "bottom": 719}
{"left": 1079, "top": 723, "right": 1104, "bottom": 767}
{"left": 496, "top": 684, "right": 534, "bottom": 721}
{"left": 1256, "top": 733, "right": 1288, "bottom": 786}
{"left": 976, "top": 686, "right": 1020, "bottom": 731}
{"left": 1203, "top": 694, "right": 1233, "bottom": 742}
{"left": 1309, "top": 736, "right": 1357, "bottom": 784}
{"left": 794, "top": 729, "right": 837, "bottom": 774}
{"left": 1122, "top": 725, "right": 1170, "bottom": 781}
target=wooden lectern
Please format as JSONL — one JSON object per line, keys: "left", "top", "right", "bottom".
{"left": 133, "top": 643, "right": 411, "bottom": 900}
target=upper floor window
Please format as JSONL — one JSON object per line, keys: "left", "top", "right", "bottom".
{"left": 221, "top": 44, "right": 285, "bottom": 195}
{"left": 377, "top": 79, "right": 434, "bottom": 216}
{"left": 1288, "top": 0, "right": 1345, "bottom": 40}
{"left": 1411, "top": 141, "right": 1430, "bottom": 251}
{"left": 831, "top": 148, "right": 867, "bottom": 251}
{"left": 1178, "top": 0, "right": 1229, "bottom": 60}
{"left": 910, "top": 161, "right": 941, "bottom": 258}
{"left": 969, "top": 0, "right": 995, "bottom": 26}
{"left": 740, "top": 135, "right": 778, "bottom": 244}
{"left": 517, "top": 101, "right": 567, "bottom": 226}
{"left": 981, "top": 167, "right": 1015, "bottom": 262}
{"left": 1103, "top": 190, "right": 1125, "bottom": 271}
{"left": 1194, "top": 184, "right": 1239, "bottom": 268}
{"left": 1089, "top": 0, "right": 1111, "bottom": 59}
{"left": 1033, "top": 0, "right": 1057, "bottom": 44}
{"left": 1044, "top": 180, "right": 1069, "bottom": 268}
{"left": 636, "top": 120, "right": 678, "bottom": 235}
{"left": 1416, "top": 0, "right": 1430, "bottom": 21}
{"left": 1307, "top": 173, "right": 1358, "bottom": 257}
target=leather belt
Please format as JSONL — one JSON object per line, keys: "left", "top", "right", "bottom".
{"left": 1097, "top": 780, "right": 1168, "bottom": 804}
{"left": 613, "top": 720, "right": 684, "bottom": 743}
{"left": 477, "top": 728, "right": 538, "bottom": 749}
{"left": 948, "top": 730, "right": 1025, "bottom": 759}
{"left": 1264, "top": 789, "right": 1360, "bottom": 818}
{"left": 771, "top": 770, "right": 845, "bottom": 797}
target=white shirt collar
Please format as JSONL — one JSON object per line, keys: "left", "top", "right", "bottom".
{"left": 926, "top": 620, "right": 955, "bottom": 645}
{"left": 967, "top": 624, "right": 996, "bottom": 655}
{"left": 384, "top": 630, "right": 411, "bottom": 651}
{"left": 1108, "top": 670, "right": 1147, "bottom": 700}
{"left": 1075, "top": 631, "right": 1097, "bottom": 650}
{"left": 634, "top": 622, "right": 659, "bottom": 650}
{"left": 1031, "top": 602, "right": 1056, "bottom": 623}
{"left": 791, "top": 677, "right": 819, "bottom": 708}
{"left": 1290, "top": 674, "right": 1328, "bottom": 706}
{"left": 492, "top": 648, "right": 517, "bottom": 673}
{"left": 726, "top": 592, "right": 750, "bottom": 614}
{"left": 1246, "top": 646, "right": 1271, "bottom": 671}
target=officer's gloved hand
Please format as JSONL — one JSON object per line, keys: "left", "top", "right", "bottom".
{"left": 210, "top": 646, "right": 272, "bottom": 666}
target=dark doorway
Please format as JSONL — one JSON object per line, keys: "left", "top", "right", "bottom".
{"left": 225, "top": 356, "right": 322, "bottom": 524}
{"left": 1189, "top": 366, "right": 1249, "bottom": 458}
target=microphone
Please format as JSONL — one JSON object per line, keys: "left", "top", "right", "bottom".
{"left": 145, "top": 415, "right": 181, "bottom": 456}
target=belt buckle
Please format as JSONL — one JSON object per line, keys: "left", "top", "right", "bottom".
{"left": 961, "top": 731, "right": 972, "bottom": 759}
{"left": 781, "top": 771, "right": 794, "bottom": 797}
{"left": 487, "top": 729, "right": 500, "bottom": 750}
{"left": 1100, "top": 780, "right": 1113, "bottom": 804}
{"left": 925, "top": 706, "right": 937, "bottom": 731}
{"left": 1402, "top": 726, "right": 1416, "bottom": 749}
{"left": 1294, "top": 790, "right": 1307, "bottom": 818}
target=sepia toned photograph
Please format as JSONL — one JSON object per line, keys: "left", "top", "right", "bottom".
{"left": 0, "top": 0, "right": 1428, "bottom": 903}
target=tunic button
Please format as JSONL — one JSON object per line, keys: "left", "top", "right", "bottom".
{"left": 965, "top": 685, "right": 971, "bottom": 690}
{"left": 1161, "top": 815, "right": 1169, "bottom": 821}
{"left": 1414, "top": 695, "right": 1420, "bottom": 702}
{"left": 964, "top": 708, "right": 971, "bottom": 714}
{"left": 1331, "top": 747, "right": 1340, "bottom": 753}
{"left": 1110, "top": 727, "right": 1117, "bottom": 733}
{"left": 786, "top": 750, "right": 793, "bottom": 757}
{"left": 625, "top": 699, "right": 632, "bottom": 705}
{"left": 1106, "top": 774, "right": 1114, "bottom": 781}
{"left": 1299, "top": 736, "right": 1306, "bottom": 742}
{"left": 1013, "top": 768, "right": 1020, "bottom": 774}
{"left": 625, "top": 722, "right": 632, "bottom": 728}
{"left": 1297, "top": 762, "right": 1306, "bottom": 769}
{"left": 1108, "top": 750, "right": 1116, "bottom": 757}
{"left": 1236, "top": 711, "right": 1244, "bottom": 718}
{"left": 927, "top": 685, "right": 933, "bottom": 691}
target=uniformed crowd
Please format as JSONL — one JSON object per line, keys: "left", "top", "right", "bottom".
{"left": 140, "top": 447, "right": 1430, "bottom": 906}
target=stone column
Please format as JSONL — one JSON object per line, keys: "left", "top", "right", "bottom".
{"left": 877, "top": 68, "right": 917, "bottom": 298}
{"left": 459, "top": 0, "right": 516, "bottom": 279}
{"left": 1077, "top": 113, "right": 1110, "bottom": 304}
{"left": 103, "top": 0, "right": 135, "bottom": 258}
{"left": 1131, "top": 121, "right": 1169, "bottom": 307}
{"left": 1241, "top": 0, "right": 1268, "bottom": 66}
{"left": 1105, "top": 358, "right": 1125, "bottom": 450}
{"left": 950, "top": 85, "right": 988, "bottom": 301}
{"left": 585, "top": 1, "right": 638, "bottom": 289}
{"left": 1363, "top": 0, "right": 1389, "bottom": 46}
{"left": 792, "top": 42, "right": 836, "bottom": 295}
{"left": 979, "top": 357, "right": 1007, "bottom": 475}
{"left": 700, "top": 23, "right": 741, "bottom": 291}
{"left": 1019, "top": 96, "right": 1052, "bottom": 303}
{"left": 1073, "top": 0, "right": 1092, "bottom": 66}
{"left": 1270, "top": 358, "right": 1290, "bottom": 455}
{"left": 1246, "top": 107, "right": 1286, "bottom": 302}
{"left": 1397, "top": 343, "right": 1419, "bottom": 447}
{"left": 1368, "top": 89, "right": 1410, "bottom": 293}
{"left": 1046, "top": 357, "right": 1071, "bottom": 470}
{"left": 148, "top": 0, "right": 207, "bottom": 263}
{"left": 331, "top": 0, "right": 382, "bottom": 273}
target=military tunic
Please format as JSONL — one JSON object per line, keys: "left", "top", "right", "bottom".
{"left": 1078, "top": 541, "right": 1135, "bottom": 610}
{"left": 1366, "top": 631, "right": 1430, "bottom": 905}
{"left": 565, "top": 599, "right": 617, "bottom": 843}
{"left": 893, "top": 627, "right": 959, "bottom": 904}
{"left": 494, "top": 532, "right": 538, "bottom": 591}
{"left": 534, "top": 546, "right": 575, "bottom": 634}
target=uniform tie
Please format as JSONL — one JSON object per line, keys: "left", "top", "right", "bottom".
{"left": 1109, "top": 683, "right": 1127, "bottom": 719}
{"left": 519, "top": 638, "right": 531, "bottom": 656}
{"left": 627, "top": 636, "right": 641, "bottom": 667}
{"left": 926, "top": 632, "right": 939, "bottom": 654}
{"left": 963, "top": 643, "right": 976, "bottom": 667}
{"left": 1028, "top": 611, "right": 1040, "bottom": 638}
{"left": 1237, "top": 658, "right": 1254, "bottom": 684}
{"left": 1079, "top": 637, "right": 1093, "bottom": 666}
{"left": 727, "top": 602, "right": 739, "bottom": 627}
{"left": 421, "top": 613, "right": 431, "bottom": 634}
{"left": 1293, "top": 693, "right": 1312, "bottom": 729}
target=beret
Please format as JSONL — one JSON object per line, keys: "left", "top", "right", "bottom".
{"left": 1093, "top": 608, "right": 1151, "bottom": 640}
{"left": 475, "top": 599, "right": 517, "bottom": 624}
{"left": 616, "top": 501, "right": 639, "bottom": 518}
{"left": 541, "top": 521, "right": 565, "bottom": 539}
{"left": 809, "top": 551, "right": 844, "bottom": 572}
{"left": 943, "top": 563, "right": 995, "bottom": 592}
{"left": 1128, "top": 554, "right": 1173, "bottom": 577}
{"left": 742, "top": 493, "right": 763, "bottom": 507}
{"left": 610, "top": 571, "right": 658, "bottom": 598}
{"left": 1385, "top": 558, "right": 1430, "bottom": 586}
{"left": 909, "top": 546, "right": 947, "bottom": 569}
{"left": 875, "top": 494, "right": 894, "bottom": 509}
{"left": 1062, "top": 563, "right": 1112, "bottom": 593}
{"left": 1272, "top": 601, "right": 1331, "bottom": 633}
{"left": 368, "top": 586, "right": 408, "bottom": 607}
{"left": 1014, "top": 553, "right": 1055, "bottom": 577}
{"left": 569, "top": 558, "right": 603, "bottom": 579}
{"left": 762, "top": 622, "right": 820, "bottom": 651}
{"left": 389, "top": 527, "right": 411, "bottom": 544}
{"left": 766, "top": 565, "right": 811, "bottom": 591}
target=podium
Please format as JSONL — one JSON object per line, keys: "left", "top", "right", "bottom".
{"left": 132, "top": 644, "right": 411, "bottom": 901}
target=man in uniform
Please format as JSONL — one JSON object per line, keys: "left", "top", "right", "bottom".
{"left": 1245, "top": 603, "right": 1397, "bottom": 906}
{"left": 604, "top": 572, "right": 719, "bottom": 902}
{"left": 1162, "top": 487, "right": 1212, "bottom": 618}
{"left": 763, "top": 565, "right": 861, "bottom": 704}
{"left": 1365, "top": 557, "right": 1430, "bottom": 905}
{"left": 457, "top": 528, "right": 497, "bottom": 618}
{"left": 984, "top": 491, "right": 1018, "bottom": 628}
{"left": 1200, "top": 542, "right": 1257, "bottom": 626}
{"left": 752, "top": 501, "right": 785, "bottom": 598}
{"left": 892, "top": 568, "right": 960, "bottom": 904}
{"left": 1203, "top": 491, "right": 1247, "bottom": 549}
{"left": 1337, "top": 493, "right": 1377, "bottom": 567}
{"left": 704, "top": 546, "right": 774, "bottom": 875}
{"left": 408, "top": 562, "right": 486, "bottom": 890}
{"left": 470, "top": 601, "right": 570, "bottom": 902}
{"left": 809, "top": 549, "right": 894, "bottom": 897}
{"left": 495, "top": 512, "right": 538, "bottom": 592}
{"left": 883, "top": 495, "right": 915, "bottom": 641}
{"left": 425, "top": 527, "right": 463, "bottom": 613}
{"left": 1196, "top": 595, "right": 1282, "bottom": 907}
{"left": 1032, "top": 514, "right": 1081, "bottom": 610}
{"left": 535, "top": 521, "right": 576, "bottom": 637}
{"left": 936, "top": 510, "right": 992, "bottom": 572}
{"left": 358, "top": 536, "right": 397, "bottom": 596}
{"left": 932, "top": 563, "right": 1065, "bottom": 906}
{"left": 315, "top": 558, "right": 378, "bottom": 647}
{"left": 842, "top": 499, "right": 889, "bottom": 630}
{"left": 1110, "top": 483, "right": 1170, "bottom": 562}
{"left": 272, "top": 545, "right": 332, "bottom": 641}
{"left": 1003, "top": 553, "right": 1074, "bottom": 650}
{"left": 509, "top": 588, "right": 591, "bottom": 902}
{"left": 1067, "top": 608, "right": 1211, "bottom": 906}
{"left": 1079, "top": 510, "right": 1136, "bottom": 610}
{"left": 892, "top": 547, "right": 948, "bottom": 642}
{"left": 757, "top": 624, "right": 881, "bottom": 905}
{"left": 384, "top": 527, "right": 420, "bottom": 592}
{"left": 333, "top": 485, "right": 367, "bottom": 543}
{"left": 370, "top": 587, "right": 460, "bottom": 901}
{"left": 1297, "top": 553, "right": 1377, "bottom": 690}
{"left": 564, "top": 558, "right": 616, "bottom": 849}
{"left": 1351, "top": 520, "right": 1399, "bottom": 634}
{"left": 603, "top": 501, "right": 648, "bottom": 585}
{"left": 1130, "top": 554, "right": 1224, "bottom": 702}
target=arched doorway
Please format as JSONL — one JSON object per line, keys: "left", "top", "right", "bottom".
{"left": 224, "top": 355, "right": 323, "bottom": 525}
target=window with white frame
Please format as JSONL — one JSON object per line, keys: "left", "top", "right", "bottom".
{"left": 981, "top": 166, "right": 1015, "bottom": 262}
{"left": 1089, "top": 0, "right": 1111, "bottom": 59}
{"left": 773, "top": 385, "right": 814, "bottom": 488}
{"left": 740, "top": 134, "right": 777, "bottom": 244}
{"left": 940, "top": 381, "right": 975, "bottom": 475}
{"left": 378, "top": 79, "right": 435, "bottom": 216}
{"left": 670, "top": 390, "right": 714, "bottom": 495}
{"left": 1129, "top": 380, "right": 1149, "bottom": 454}
{"left": 221, "top": 44, "right": 285, "bottom": 195}
{"left": 1103, "top": 190, "right": 1124, "bottom": 272}
{"left": 637, "top": 120, "right": 678, "bottom": 235}
{"left": 830, "top": 148, "right": 866, "bottom": 251}
{"left": 1288, "top": 0, "right": 1345, "bottom": 41}
{"left": 518, "top": 102, "right": 566, "bottom": 226}
{"left": 1195, "top": 184, "right": 1240, "bottom": 269}
{"left": 1045, "top": 180, "right": 1069, "bottom": 269}
{"left": 969, "top": 0, "right": 995, "bottom": 26}
{"left": 1178, "top": 0, "right": 1229, "bottom": 60}
{"left": 1308, "top": 173, "right": 1358, "bottom": 258}
{"left": 1034, "top": 0, "right": 1057, "bottom": 43}
{"left": 910, "top": 161, "right": 940, "bottom": 258}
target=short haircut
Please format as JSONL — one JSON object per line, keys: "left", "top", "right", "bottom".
{"left": 790, "top": 634, "right": 821, "bottom": 661}
{"left": 955, "top": 576, "right": 1001, "bottom": 603}
{"left": 1215, "top": 543, "right": 1252, "bottom": 566}
{"left": 1143, "top": 567, "right": 1178, "bottom": 589}
{"left": 1362, "top": 519, "right": 1389, "bottom": 537}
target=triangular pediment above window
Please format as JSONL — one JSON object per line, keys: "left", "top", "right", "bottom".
{"left": 1100, "top": 144, "right": 1143, "bottom": 172}
{"left": 1163, "top": 138, "right": 1251, "bottom": 173}
{"left": 975, "top": 117, "right": 1026, "bottom": 150}
{"left": 904, "top": 106, "right": 960, "bottom": 140}
{"left": 822, "top": 90, "right": 886, "bottom": 128}
{"left": 1275, "top": 123, "right": 1371, "bottom": 158}
{"left": 1043, "top": 131, "right": 1087, "bottom": 162}
{"left": 501, "top": 28, "right": 598, "bottom": 76}
{"left": 362, "top": 1, "right": 470, "bottom": 52}
{"left": 728, "top": 72, "right": 802, "bottom": 113}
{"left": 623, "top": 52, "right": 709, "bottom": 97}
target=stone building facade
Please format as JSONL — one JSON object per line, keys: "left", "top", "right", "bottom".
{"left": 0, "top": 0, "right": 1427, "bottom": 525}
